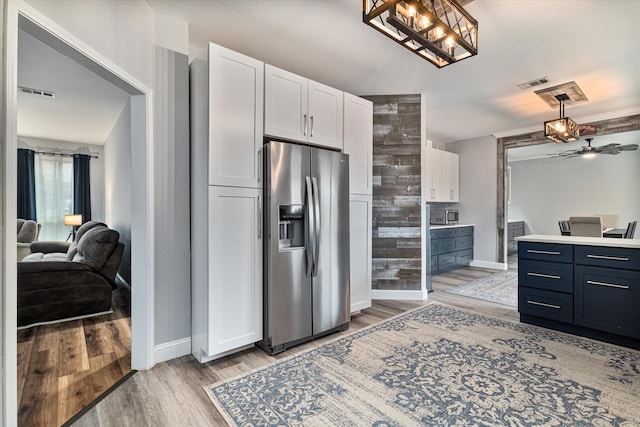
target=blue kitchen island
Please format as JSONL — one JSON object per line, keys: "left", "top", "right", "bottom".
{"left": 516, "top": 234, "right": 640, "bottom": 349}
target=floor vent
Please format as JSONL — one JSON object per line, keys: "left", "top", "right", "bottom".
{"left": 517, "top": 77, "right": 549, "bottom": 90}
{"left": 18, "top": 86, "right": 56, "bottom": 98}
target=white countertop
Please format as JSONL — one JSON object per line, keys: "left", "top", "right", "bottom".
{"left": 516, "top": 234, "right": 640, "bottom": 249}
{"left": 430, "top": 224, "right": 475, "bottom": 229}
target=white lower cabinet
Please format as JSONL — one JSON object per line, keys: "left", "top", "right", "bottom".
{"left": 349, "top": 194, "right": 372, "bottom": 313}
{"left": 193, "top": 186, "right": 262, "bottom": 362}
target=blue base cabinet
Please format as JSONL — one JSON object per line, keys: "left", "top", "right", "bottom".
{"left": 431, "top": 226, "right": 473, "bottom": 274}
{"left": 518, "top": 241, "right": 640, "bottom": 349}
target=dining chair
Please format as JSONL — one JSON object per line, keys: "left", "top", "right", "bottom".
{"left": 624, "top": 221, "right": 637, "bottom": 239}
{"left": 558, "top": 220, "right": 571, "bottom": 236}
{"left": 569, "top": 216, "right": 603, "bottom": 237}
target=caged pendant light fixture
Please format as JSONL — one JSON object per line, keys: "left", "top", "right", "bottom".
{"left": 363, "top": 0, "right": 478, "bottom": 68}
{"left": 544, "top": 94, "right": 580, "bottom": 143}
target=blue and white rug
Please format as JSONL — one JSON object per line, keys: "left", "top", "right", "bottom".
{"left": 446, "top": 271, "right": 517, "bottom": 307}
{"left": 205, "top": 303, "right": 640, "bottom": 426}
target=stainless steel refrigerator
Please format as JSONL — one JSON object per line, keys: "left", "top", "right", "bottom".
{"left": 259, "top": 140, "right": 350, "bottom": 355}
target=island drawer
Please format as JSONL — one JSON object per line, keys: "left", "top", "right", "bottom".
{"left": 518, "top": 242, "right": 573, "bottom": 263}
{"left": 574, "top": 246, "right": 640, "bottom": 271}
{"left": 518, "top": 260, "right": 573, "bottom": 293}
{"left": 574, "top": 265, "right": 640, "bottom": 339}
{"left": 518, "top": 287, "right": 573, "bottom": 324}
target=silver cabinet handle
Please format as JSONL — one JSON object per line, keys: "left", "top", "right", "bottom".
{"left": 257, "top": 195, "right": 262, "bottom": 239}
{"left": 587, "top": 280, "right": 630, "bottom": 290}
{"left": 586, "top": 254, "right": 630, "bottom": 261}
{"left": 257, "top": 149, "right": 262, "bottom": 184}
{"left": 527, "top": 300, "right": 560, "bottom": 309}
{"left": 310, "top": 115, "right": 314, "bottom": 137}
{"left": 527, "top": 272, "right": 560, "bottom": 279}
{"left": 303, "top": 114, "right": 308, "bottom": 136}
{"left": 527, "top": 249, "right": 561, "bottom": 255}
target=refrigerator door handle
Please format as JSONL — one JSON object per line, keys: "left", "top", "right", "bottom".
{"left": 305, "top": 176, "right": 315, "bottom": 277}
{"left": 311, "top": 177, "right": 320, "bottom": 277}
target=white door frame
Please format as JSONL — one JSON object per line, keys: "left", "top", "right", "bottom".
{"left": 2, "top": 1, "right": 156, "bottom": 424}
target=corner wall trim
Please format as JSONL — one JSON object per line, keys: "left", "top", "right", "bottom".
{"left": 371, "top": 289, "right": 428, "bottom": 301}
{"left": 470, "top": 260, "right": 508, "bottom": 270}
{"left": 154, "top": 337, "right": 191, "bottom": 364}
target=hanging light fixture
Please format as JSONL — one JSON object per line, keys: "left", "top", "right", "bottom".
{"left": 544, "top": 94, "right": 580, "bottom": 143}
{"left": 363, "top": 0, "right": 478, "bottom": 68}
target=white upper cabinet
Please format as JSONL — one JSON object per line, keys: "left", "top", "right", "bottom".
{"left": 425, "top": 148, "right": 459, "bottom": 202}
{"left": 265, "top": 64, "right": 343, "bottom": 150}
{"left": 207, "top": 43, "right": 264, "bottom": 188}
{"left": 343, "top": 93, "right": 373, "bottom": 195}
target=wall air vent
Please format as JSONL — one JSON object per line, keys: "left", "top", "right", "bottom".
{"left": 517, "top": 77, "right": 549, "bottom": 90}
{"left": 18, "top": 86, "right": 56, "bottom": 98}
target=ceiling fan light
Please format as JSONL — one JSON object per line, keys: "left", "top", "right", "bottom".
{"left": 582, "top": 152, "right": 596, "bottom": 159}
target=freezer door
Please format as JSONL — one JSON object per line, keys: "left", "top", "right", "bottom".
{"left": 310, "top": 148, "right": 350, "bottom": 335}
{"left": 265, "top": 141, "right": 313, "bottom": 347}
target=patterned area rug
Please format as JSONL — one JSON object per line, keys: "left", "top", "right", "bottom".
{"left": 205, "top": 304, "right": 640, "bottom": 426}
{"left": 446, "top": 270, "right": 517, "bottom": 307}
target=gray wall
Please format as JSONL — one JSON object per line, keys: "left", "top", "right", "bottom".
{"left": 366, "top": 94, "right": 422, "bottom": 291}
{"left": 104, "top": 101, "right": 132, "bottom": 284}
{"left": 446, "top": 135, "right": 499, "bottom": 263}
{"left": 152, "top": 47, "right": 191, "bottom": 345}
{"left": 508, "top": 149, "right": 640, "bottom": 235}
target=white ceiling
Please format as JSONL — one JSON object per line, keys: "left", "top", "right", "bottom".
{"left": 17, "top": 27, "right": 130, "bottom": 145}
{"left": 147, "top": 0, "right": 640, "bottom": 144}
{"left": 17, "top": 1, "right": 640, "bottom": 146}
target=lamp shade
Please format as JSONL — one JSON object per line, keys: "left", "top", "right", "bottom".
{"left": 64, "top": 214, "right": 83, "bottom": 226}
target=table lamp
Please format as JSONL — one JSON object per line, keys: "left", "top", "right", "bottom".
{"left": 64, "top": 214, "right": 83, "bottom": 241}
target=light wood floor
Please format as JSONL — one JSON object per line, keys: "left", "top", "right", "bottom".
{"left": 71, "top": 264, "right": 518, "bottom": 426}
{"left": 18, "top": 283, "right": 131, "bottom": 427}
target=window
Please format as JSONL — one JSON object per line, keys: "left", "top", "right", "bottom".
{"left": 35, "top": 154, "right": 74, "bottom": 241}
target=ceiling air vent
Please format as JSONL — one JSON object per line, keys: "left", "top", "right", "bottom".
{"left": 18, "top": 86, "right": 56, "bottom": 99}
{"left": 517, "top": 77, "right": 549, "bottom": 90}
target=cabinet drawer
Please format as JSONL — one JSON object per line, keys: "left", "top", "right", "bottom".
{"left": 519, "top": 242, "right": 573, "bottom": 263}
{"left": 574, "top": 246, "right": 640, "bottom": 271}
{"left": 457, "top": 227, "right": 473, "bottom": 237}
{"left": 437, "top": 252, "right": 457, "bottom": 270}
{"left": 574, "top": 265, "right": 640, "bottom": 339}
{"left": 438, "top": 228, "right": 457, "bottom": 238}
{"left": 518, "top": 260, "right": 573, "bottom": 293}
{"left": 430, "top": 229, "right": 438, "bottom": 240}
{"left": 457, "top": 249, "right": 473, "bottom": 265}
{"left": 518, "top": 287, "right": 573, "bottom": 324}
{"left": 437, "top": 238, "right": 456, "bottom": 254}
{"left": 455, "top": 236, "right": 473, "bottom": 250}
{"left": 430, "top": 239, "right": 437, "bottom": 254}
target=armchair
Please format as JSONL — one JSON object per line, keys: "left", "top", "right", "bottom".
{"left": 18, "top": 221, "right": 124, "bottom": 327}
{"left": 17, "top": 218, "right": 40, "bottom": 261}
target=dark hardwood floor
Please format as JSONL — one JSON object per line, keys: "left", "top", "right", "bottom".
{"left": 18, "top": 282, "right": 131, "bottom": 427}
{"left": 71, "top": 263, "right": 518, "bottom": 426}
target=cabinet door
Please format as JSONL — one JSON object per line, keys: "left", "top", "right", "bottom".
{"left": 448, "top": 152, "right": 460, "bottom": 202}
{"left": 425, "top": 148, "right": 442, "bottom": 201}
{"left": 265, "top": 64, "right": 307, "bottom": 142}
{"left": 343, "top": 93, "right": 373, "bottom": 195}
{"left": 209, "top": 44, "right": 264, "bottom": 188}
{"left": 308, "top": 80, "right": 343, "bottom": 150}
{"left": 208, "top": 186, "right": 263, "bottom": 355}
{"left": 349, "top": 194, "right": 372, "bottom": 313}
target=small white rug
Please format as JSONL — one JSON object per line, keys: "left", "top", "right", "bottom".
{"left": 446, "top": 271, "right": 517, "bottom": 307}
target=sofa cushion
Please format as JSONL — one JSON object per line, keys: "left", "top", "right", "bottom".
{"left": 17, "top": 219, "right": 38, "bottom": 243}
{"left": 72, "top": 226, "right": 120, "bottom": 270}
{"left": 22, "top": 252, "right": 68, "bottom": 262}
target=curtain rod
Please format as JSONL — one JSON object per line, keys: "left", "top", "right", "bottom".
{"left": 22, "top": 147, "right": 99, "bottom": 159}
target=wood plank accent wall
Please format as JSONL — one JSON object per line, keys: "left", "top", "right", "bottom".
{"left": 364, "top": 94, "right": 422, "bottom": 290}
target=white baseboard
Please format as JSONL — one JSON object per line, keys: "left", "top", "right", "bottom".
{"left": 371, "top": 289, "right": 428, "bottom": 301}
{"left": 469, "top": 260, "right": 508, "bottom": 270}
{"left": 154, "top": 337, "right": 191, "bottom": 364}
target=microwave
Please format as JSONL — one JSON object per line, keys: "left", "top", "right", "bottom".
{"left": 431, "top": 209, "right": 459, "bottom": 225}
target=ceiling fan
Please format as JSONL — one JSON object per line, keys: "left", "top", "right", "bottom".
{"left": 548, "top": 137, "right": 639, "bottom": 159}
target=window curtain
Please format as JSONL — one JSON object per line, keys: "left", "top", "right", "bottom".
{"left": 17, "top": 148, "right": 37, "bottom": 220}
{"left": 35, "top": 154, "right": 74, "bottom": 241}
{"left": 73, "top": 154, "right": 92, "bottom": 222}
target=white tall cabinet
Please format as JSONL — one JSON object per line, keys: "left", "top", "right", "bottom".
{"left": 190, "top": 43, "right": 264, "bottom": 362}
{"left": 343, "top": 94, "right": 373, "bottom": 313}
{"left": 265, "top": 64, "right": 344, "bottom": 150}
{"left": 425, "top": 147, "right": 459, "bottom": 203}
